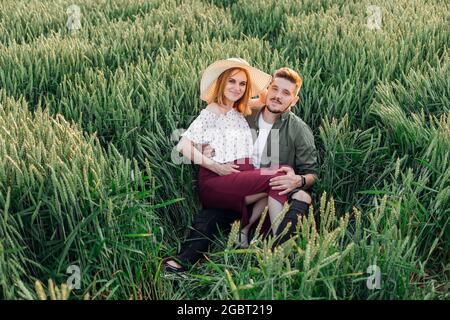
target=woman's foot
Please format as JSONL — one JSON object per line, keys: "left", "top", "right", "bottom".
{"left": 163, "top": 259, "right": 186, "bottom": 273}
{"left": 235, "top": 230, "right": 249, "bottom": 248}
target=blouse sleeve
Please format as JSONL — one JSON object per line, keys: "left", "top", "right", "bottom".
{"left": 181, "top": 109, "right": 216, "bottom": 144}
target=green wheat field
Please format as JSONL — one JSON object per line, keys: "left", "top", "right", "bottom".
{"left": 0, "top": 0, "right": 448, "bottom": 300}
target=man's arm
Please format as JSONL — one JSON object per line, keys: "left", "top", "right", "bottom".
{"left": 293, "top": 124, "right": 318, "bottom": 190}
{"left": 269, "top": 168, "right": 315, "bottom": 195}
{"left": 247, "top": 89, "right": 268, "bottom": 108}
{"left": 269, "top": 124, "right": 318, "bottom": 195}
{"left": 178, "top": 139, "right": 239, "bottom": 175}
{"left": 301, "top": 173, "right": 317, "bottom": 190}
{"left": 194, "top": 143, "right": 215, "bottom": 158}
{"left": 176, "top": 137, "right": 216, "bottom": 169}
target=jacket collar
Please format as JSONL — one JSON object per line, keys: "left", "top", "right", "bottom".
{"left": 251, "top": 106, "right": 290, "bottom": 128}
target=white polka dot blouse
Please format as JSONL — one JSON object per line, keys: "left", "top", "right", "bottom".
{"left": 181, "top": 108, "right": 253, "bottom": 164}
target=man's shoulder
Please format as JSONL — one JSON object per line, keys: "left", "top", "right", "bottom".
{"left": 246, "top": 107, "right": 260, "bottom": 118}
{"left": 287, "top": 112, "right": 313, "bottom": 135}
{"left": 245, "top": 108, "right": 260, "bottom": 126}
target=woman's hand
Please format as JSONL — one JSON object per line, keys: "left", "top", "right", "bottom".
{"left": 211, "top": 162, "right": 240, "bottom": 176}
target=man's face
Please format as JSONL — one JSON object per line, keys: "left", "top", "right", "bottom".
{"left": 266, "top": 77, "right": 299, "bottom": 114}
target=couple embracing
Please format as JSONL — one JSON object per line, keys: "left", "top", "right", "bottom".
{"left": 165, "top": 58, "right": 318, "bottom": 273}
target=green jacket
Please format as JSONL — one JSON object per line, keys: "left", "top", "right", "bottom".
{"left": 245, "top": 107, "right": 318, "bottom": 176}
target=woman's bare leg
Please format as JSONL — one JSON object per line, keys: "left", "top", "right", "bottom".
{"left": 244, "top": 193, "right": 268, "bottom": 230}
{"left": 268, "top": 196, "right": 284, "bottom": 236}
{"left": 246, "top": 196, "right": 268, "bottom": 229}
{"left": 244, "top": 192, "right": 267, "bottom": 205}
{"left": 244, "top": 193, "right": 286, "bottom": 238}
{"left": 238, "top": 196, "right": 268, "bottom": 247}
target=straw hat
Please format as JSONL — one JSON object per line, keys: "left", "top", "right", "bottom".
{"left": 200, "top": 58, "right": 272, "bottom": 102}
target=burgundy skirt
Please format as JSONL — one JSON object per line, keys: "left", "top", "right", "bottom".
{"left": 198, "top": 157, "right": 290, "bottom": 235}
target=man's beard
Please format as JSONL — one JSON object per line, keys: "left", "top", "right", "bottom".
{"left": 267, "top": 100, "right": 289, "bottom": 114}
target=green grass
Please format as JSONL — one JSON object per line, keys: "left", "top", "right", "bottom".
{"left": 0, "top": 0, "right": 448, "bottom": 299}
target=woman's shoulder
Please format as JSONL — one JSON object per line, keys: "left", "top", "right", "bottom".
{"left": 192, "top": 104, "right": 219, "bottom": 120}
{"left": 204, "top": 103, "right": 222, "bottom": 116}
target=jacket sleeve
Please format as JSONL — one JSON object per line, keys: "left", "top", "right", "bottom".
{"left": 294, "top": 124, "right": 318, "bottom": 176}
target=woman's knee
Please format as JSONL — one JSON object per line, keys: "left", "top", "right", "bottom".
{"left": 244, "top": 192, "right": 268, "bottom": 205}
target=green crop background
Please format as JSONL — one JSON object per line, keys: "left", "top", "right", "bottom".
{"left": 0, "top": 0, "right": 448, "bottom": 299}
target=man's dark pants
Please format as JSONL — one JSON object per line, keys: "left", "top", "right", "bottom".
{"left": 174, "top": 188, "right": 311, "bottom": 267}
{"left": 175, "top": 208, "right": 240, "bottom": 266}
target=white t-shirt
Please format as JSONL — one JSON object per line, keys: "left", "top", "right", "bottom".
{"left": 181, "top": 108, "right": 253, "bottom": 164}
{"left": 251, "top": 114, "right": 273, "bottom": 168}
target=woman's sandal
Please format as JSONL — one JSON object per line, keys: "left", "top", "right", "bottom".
{"left": 163, "top": 258, "right": 187, "bottom": 273}
{"left": 235, "top": 231, "right": 249, "bottom": 249}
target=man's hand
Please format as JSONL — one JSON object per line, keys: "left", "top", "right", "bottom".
{"left": 202, "top": 144, "right": 215, "bottom": 158}
{"left": 211, "top": 162, "right": 240, "bottom": 176}
{"left": 248, "top": 88, "right": 268, "bottom": 108}
{"left": 195, "top": 143, "right": 215, "bottom": 158}
{"left": 258, "top": 88, "right": 268, "bottom": 105}
{"left": 269, "top": 166, "right": 302, "bottom": 195}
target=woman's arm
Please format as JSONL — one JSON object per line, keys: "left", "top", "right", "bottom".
{"left": 176, "top": 137, "right": 240, "bottom": 175}
{"left": 176, "top": 136, "right": 217, "bottom": 171}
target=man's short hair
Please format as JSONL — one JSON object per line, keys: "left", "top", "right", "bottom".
{"left": 273, "top": 67, "right": 302, "bottom": 95}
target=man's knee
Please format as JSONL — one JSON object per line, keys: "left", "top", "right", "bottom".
{"left": 195, "top": 208, "right": 239, "bottom": 231}
{"left": 291, "top": 190, "right": 312, "bottom": 204}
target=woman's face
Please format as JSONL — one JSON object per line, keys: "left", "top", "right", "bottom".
{"left": 223, "top": 70, "right": 247, "bottom": 103}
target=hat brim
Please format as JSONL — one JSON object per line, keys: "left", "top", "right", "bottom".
{"left": 200, "top": 59, "right": 272, "bottom": 102}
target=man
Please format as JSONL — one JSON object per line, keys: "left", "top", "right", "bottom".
{"left": 164, "top": 67, "right": 318, "bottom": 273}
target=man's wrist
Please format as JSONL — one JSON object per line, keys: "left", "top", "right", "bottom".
{"left": 297, "top": 175, "right": 306, "bottom": 188}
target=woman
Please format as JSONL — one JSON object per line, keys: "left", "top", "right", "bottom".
{"left": 165, "top": 58, "right": 292, "bottom": 271}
